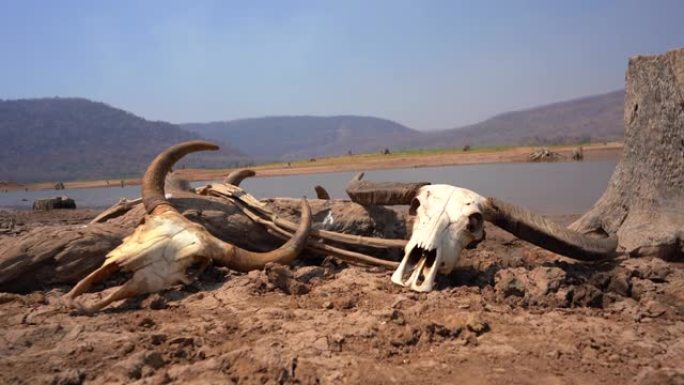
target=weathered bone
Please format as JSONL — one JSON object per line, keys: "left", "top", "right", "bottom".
{"left": 90, "top": 198, "right": 143, "bottom": 224}
{"left": 65, "top": 141, "right": 312, "bottom": 313}
{"left": 230, "top": 198, "right": 398, "bottom": 269}
{"left": 206, "top": 183, "right": 407, "bottom": 249}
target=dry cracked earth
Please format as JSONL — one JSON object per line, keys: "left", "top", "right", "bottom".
{"left": 0, "top": 210, "right": 683, "bottom": 385}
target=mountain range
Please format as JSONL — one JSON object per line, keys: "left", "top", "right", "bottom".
{"left": 0, "top": 90, "right": 625, "bottom": 182}
{"left": 182, "top": 116, "right": 416, "bottom": 161}
{"left": 184, "top": 90, "right": 625, "bottom": 160}
{"left": 0, "top": 98, "right": 245, "bottom": 183}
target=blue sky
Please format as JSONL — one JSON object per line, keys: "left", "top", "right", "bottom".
{"left": 1, "top": 1, "right": 683, "bottom": 130}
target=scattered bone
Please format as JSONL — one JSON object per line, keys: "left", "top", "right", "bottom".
{"left": 90, "top": 197, "right": 143, "bottom": 224}
{"left": 527, "top": 147, "right": 564, "bottom": 162}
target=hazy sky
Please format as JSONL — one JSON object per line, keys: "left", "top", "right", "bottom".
{"left": 1, "top": 1, "right": 683, "bottom": 130}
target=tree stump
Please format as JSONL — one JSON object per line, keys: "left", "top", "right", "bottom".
{"left": 570, "top": 48, "right": 684, "bottom": 259}
{"left": 32, "top": 196, "right": 76, "bottom": 211}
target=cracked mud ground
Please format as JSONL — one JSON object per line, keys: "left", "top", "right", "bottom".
{"left": 1, "top": 212, "right": 683, "bottom": 385}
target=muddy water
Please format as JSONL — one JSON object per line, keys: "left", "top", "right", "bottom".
{"left": 0, "top": 160, "right": 617, "bottom": 214}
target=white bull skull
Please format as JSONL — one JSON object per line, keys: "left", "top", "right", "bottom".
{"left": 391, "top": 185, "right": 486, "bottom": 292}
{"left": 346, "top": 174, "right": 618, "bottom": 293}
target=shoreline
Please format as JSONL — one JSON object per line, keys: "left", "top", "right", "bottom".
{"left": 5, "top": 142, "right": 622, "bottom": 192}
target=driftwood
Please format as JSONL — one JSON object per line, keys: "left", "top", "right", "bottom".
{"left": 527, "top": 147, "right": 564, "bottom": 162}
{"left": 0, "top": 190, "right": 410, "bottom": 293}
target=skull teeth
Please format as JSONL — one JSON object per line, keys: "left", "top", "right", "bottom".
{"left": 393, "top": 246, "right": 437, "bottom": 288}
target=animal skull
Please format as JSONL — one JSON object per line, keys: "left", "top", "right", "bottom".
{"left": 65, "top": 141, "right": 312, "bottom": 313}
{"left": 391, "top": 185, "right": 486, "bottom": 292}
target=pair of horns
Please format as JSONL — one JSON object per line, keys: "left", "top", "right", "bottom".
{"left": 345, "top": 173, "right": 617, "bottom": 261}
{"left": 141, "top": 140, "right": 311, "bottom": 271}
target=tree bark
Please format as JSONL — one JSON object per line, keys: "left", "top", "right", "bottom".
{"left": 0, "top": 194, "right": 410, "bottom": 292}
{"left": 570, "top": 47, "right": 684, "bottom": 259}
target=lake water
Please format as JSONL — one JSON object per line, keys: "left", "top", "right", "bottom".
{"left": 0, "top": 160, "right": 618, "bottom": 215}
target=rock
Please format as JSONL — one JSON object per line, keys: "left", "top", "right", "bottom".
{"left": 631, "top": 278, "right": 658, "bottom": 300}
{"left": 150, "top": 334, "right": 167, "bottom": 345}
{"left": 635, "top": 258, "right": 672, "bottom": 282}
{"left": 374, "top": 309, "right": 406, "bottom": 325}
{"left": 423, "top": 321, "right": 462, "bottom": 342}
{"left": 138, "top": 317, "right": 156, "bottom": 328}
{"left": 142, "top": 294, "right": 168, "bottom": 310}
{"left": 264, "top": 263, "right": 310, "bottom": 295}
{"left": 118, "top": 352, "right": 145, "bottom": 379}
{"left": 51, "top": 369, "right": 84, "bottom": 385}
{"left": 635, "top": 367, "right": 684, "bottom": 385}
{"left": 294, "top": 266, "right": 325, "bottom": 283}
{"left": 528, "top": 267, "right": 566, "bottom": 296}
{"left": 144, "top": 352, "right": 166, "bottom": 370}
{"left": 390, "top": 327, "right": 420, "bottom": 347}
{"left": 466, "top": 313, "right": 490, "bottom": 336}
{"left": 312, "top": 337, "right": 329, "bottom": 351}
{"left": 32, "top": 196, "right": 76, "bottom": 211}
{"left": 390, "top": 295, "right": 414, "bottom": 310}
{"left": 607, "top": 270, "right": 631, "bottom": 297}
{"left": 495, "top": 269, "right": 527, "bottom": 298}
{"left": 329, "top": 334, "right": 345, "bottom": 352}
{"left": 638, "top": 299, "right": 669, "bottom": 319}
{"left": 569, "top": 284, "right": 603, "bottom": 308}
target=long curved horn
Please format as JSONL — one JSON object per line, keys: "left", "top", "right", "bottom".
{"left": 346, "top": 172, "right": 430, "bottom": 205}
{"left": 482, "top": 198, "right": 617, "bottom": 260}
{"left": 214, "top": 199, "right": 312, "bottom": 271}
{"left": 142, "top": 140, "right": 219, "bottom": 213}
{"left": 314, "top": 185, "right": 330, "bottom": 200}
{"left": 224, "top": 169, "right": 256, "bottom": 186}
{"left": 142, "top": 141, "right": 312, "bottom": 271}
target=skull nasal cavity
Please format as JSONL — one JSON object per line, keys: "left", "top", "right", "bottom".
{"left": 467, "top": 213, "right": 483, "bottom": 232}
{"left": 409, "top": 198, "right": 421, "bottom": 216}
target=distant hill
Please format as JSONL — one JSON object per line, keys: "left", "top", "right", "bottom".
{"left": 0, "top": 91, "right": 625, "bottom": 183}
{"left": 0, "top": 98, "right": 245, "bottom": 183}
{"left": 414, "top": 90, "right": 625, "bottom": 148}
{"left": 184, "top": 91, "right": 625, "bottom": 160}
{"left": 182, "top": 116, "right": 420, "bottom": 161}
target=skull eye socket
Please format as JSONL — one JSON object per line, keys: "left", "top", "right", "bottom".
{"left": 467, "top": 212, "right": 483, "bottom": 233}
{"left": 408, "top": 198, "right": 420, "bottom": 216}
